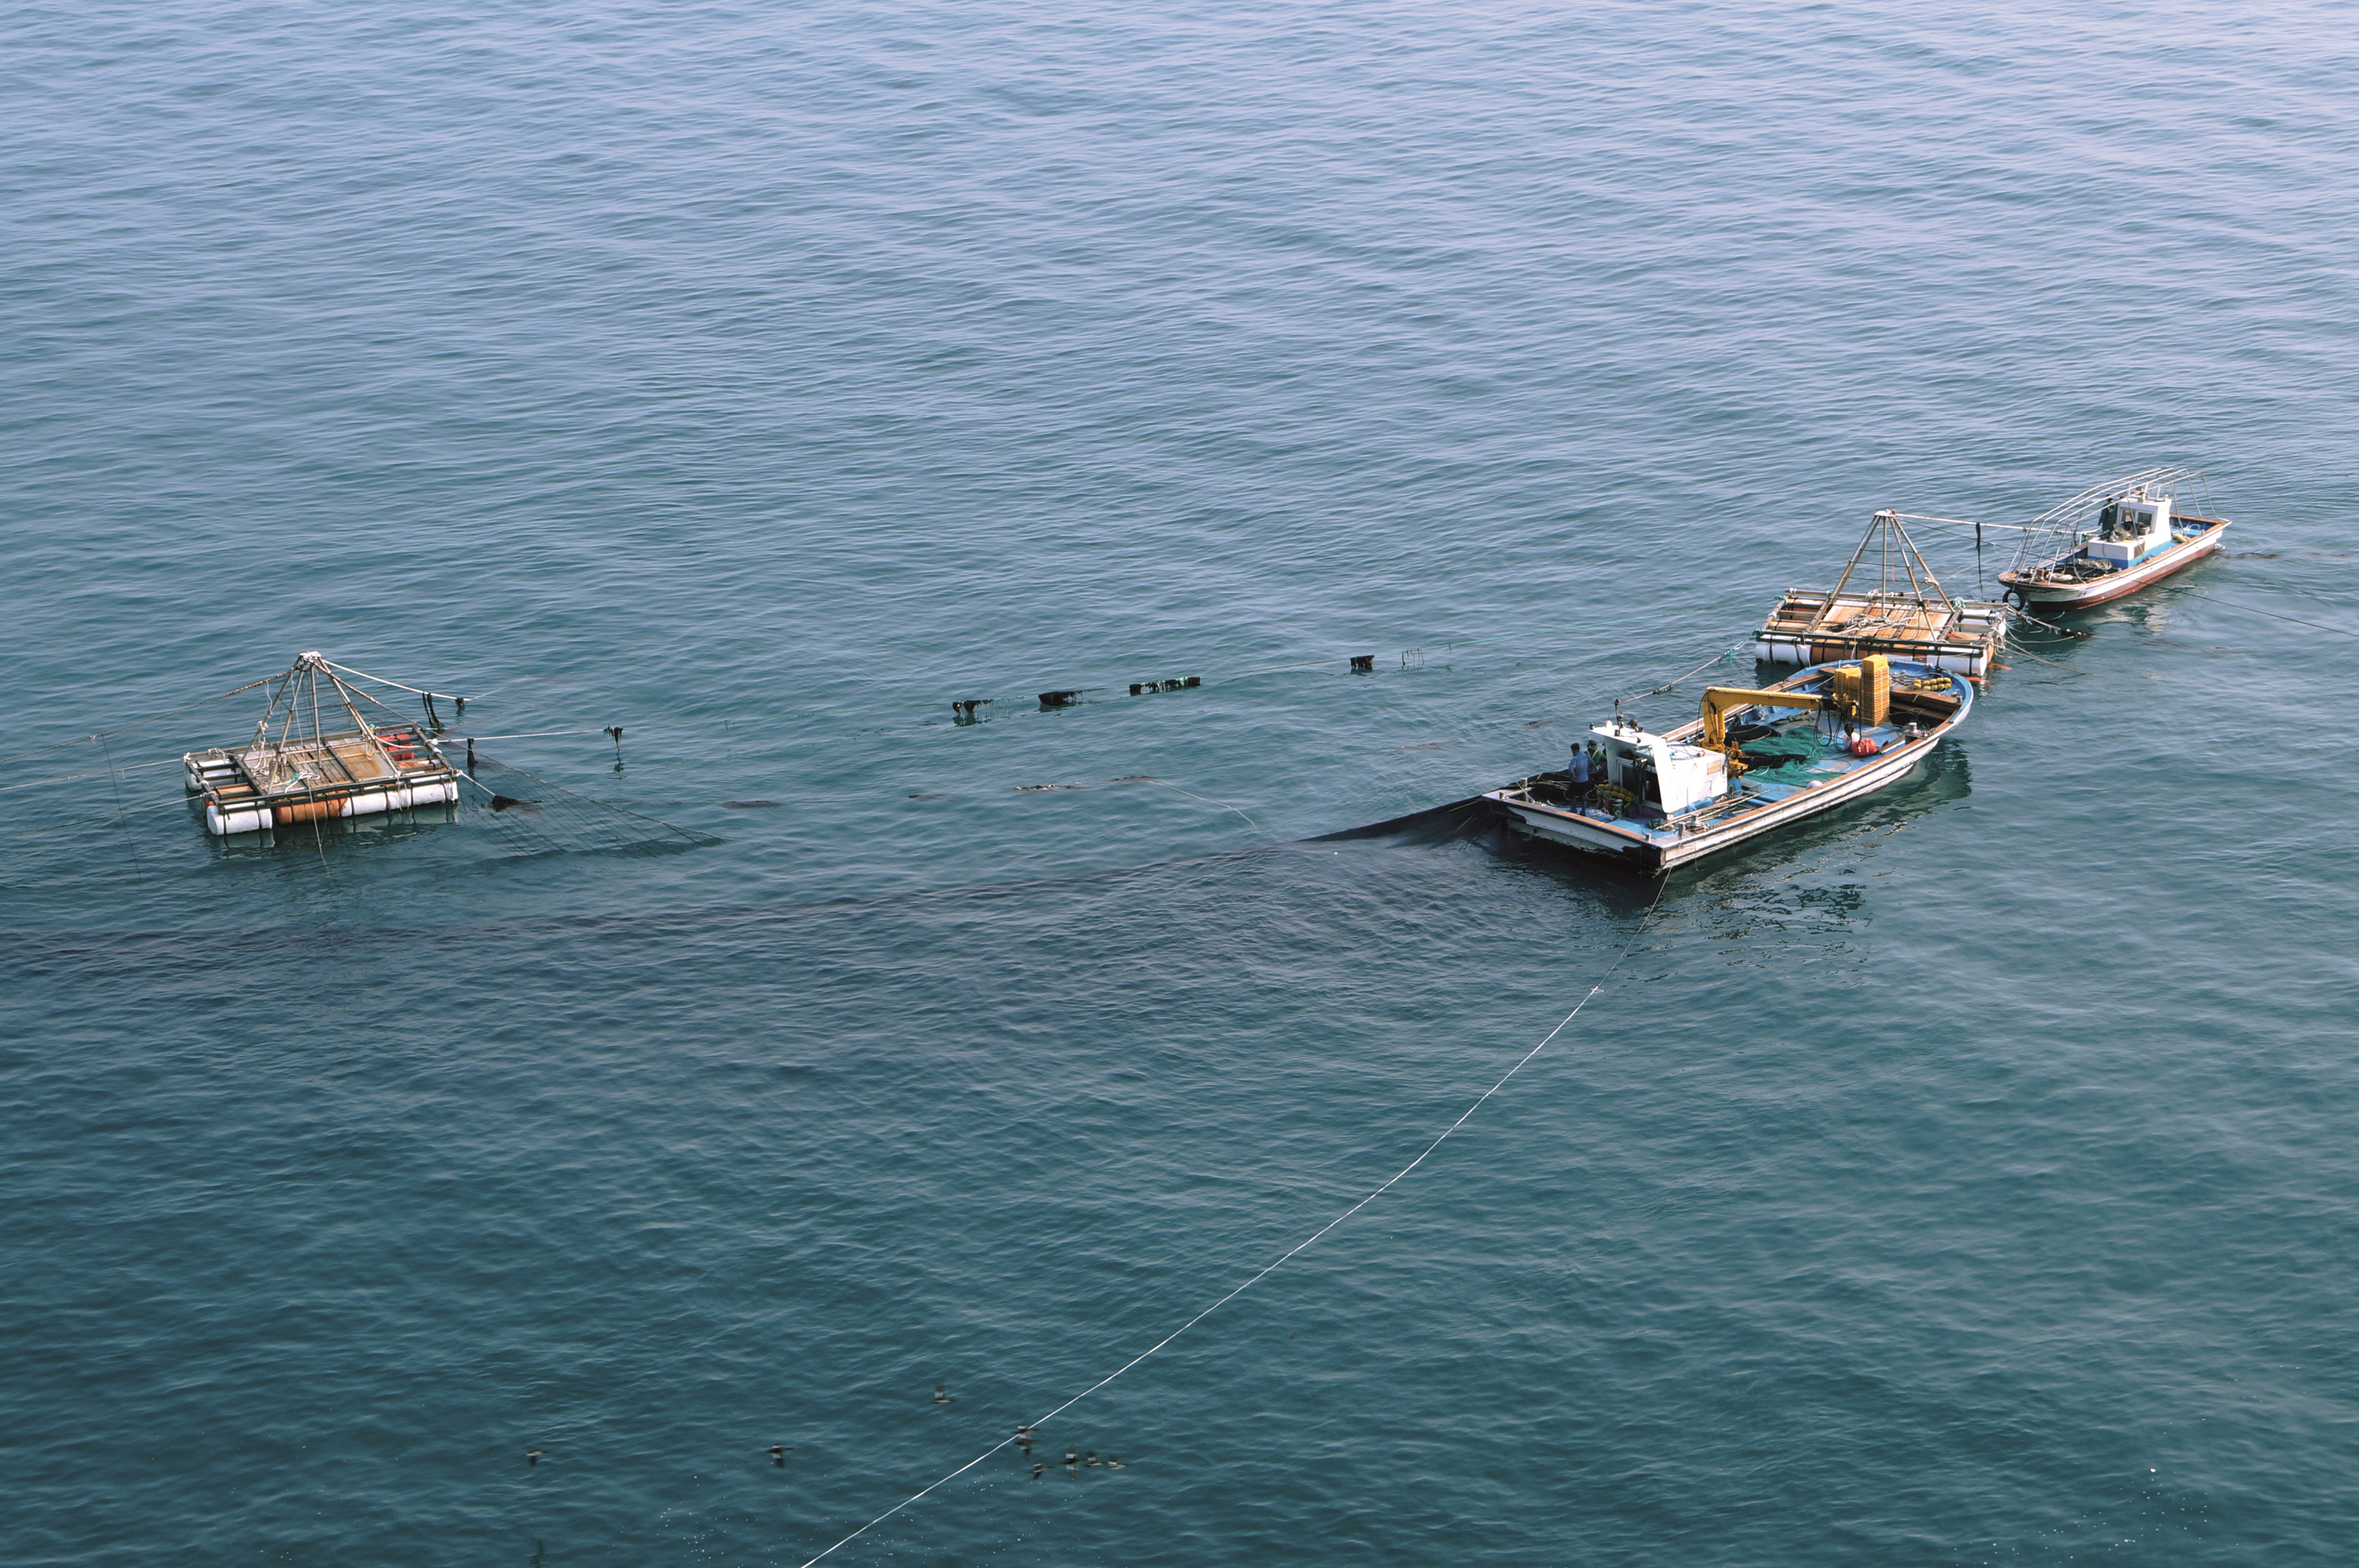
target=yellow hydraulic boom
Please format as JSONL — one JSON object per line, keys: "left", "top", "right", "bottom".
{"left": 1700, "top": 687, "right": 1830, "bottom": 753}
{"left": 1700, "top": 655, "right": 1891, "bottom": 755}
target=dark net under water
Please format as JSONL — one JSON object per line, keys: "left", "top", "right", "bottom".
{"left": 460, "top": 753, "right": 718, "bottom": 858}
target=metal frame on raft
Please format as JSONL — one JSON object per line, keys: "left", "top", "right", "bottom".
{"left": 183, "top": 652, "right": 462, "bottom": 836}
{"left": 1752, "top": 510, "right": 2010, "bottom": 675}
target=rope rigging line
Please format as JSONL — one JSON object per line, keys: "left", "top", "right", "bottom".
{"left": 1125, "top": 777, "right": 1267, "bottom": 838}
{"left": 453, "top": 753, "right": 720, "bottom": 854}
{"left": 0, "top": 795, "right": 188, "bottom": 843}
{"left": 1219, "top": 656, "right": 1385, "bottom": 681}
{"left": 0, "top": 677, "right": 277, "bottom": 769}
{"left": 316, "top": 665, "right": 434, "bottom": 732}
{"left": 95, "top": 728, "right": 153, "bottom": 871}
{"left": 2181, "top": 589, "right": 2359, "bottom": 639}
{"left": 0, "top": 756, "right": 183, "bottom": 796}
{"left": 1617, "top": 642, "right": 1744, "bottom": 703}
{"left": 317, "top": 658, "right": 474, "bottom": 703}
{"left": 446, "top": 729, "right": 618, "bottom": 742}
{"left": 1998, "top": 635, "right": 2089, "bottom": 677}
{"left": 959, "top": 629, "right": 1703, "bottom": 727}
{"left": 793, "top": 876, "right": 1670, "bottom": 1568}
{"left": 1889, "top": 513, "right": 2053, "bottom": 535}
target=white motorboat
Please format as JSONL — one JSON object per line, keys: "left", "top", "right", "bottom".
{"left": 1998, "top": 467, "right": 2231, "bottom": 609}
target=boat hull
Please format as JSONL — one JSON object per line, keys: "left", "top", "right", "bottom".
{"left": 2001, "top": 519, "right": 2229, "bottom": 607}
{"left": 1483, "top": 655, "right": 1969, "bottom": 874}
{"left": 1492, "top": 730, "right": 1944, "bottom": 872}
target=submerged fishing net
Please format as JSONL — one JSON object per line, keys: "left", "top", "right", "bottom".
{"left": 460, "top": 753, "right": 718, "bottom": 857}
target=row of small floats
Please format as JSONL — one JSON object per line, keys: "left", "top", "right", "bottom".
{"left": 1483, "top": 467, "right": 2231, "bottom": 873}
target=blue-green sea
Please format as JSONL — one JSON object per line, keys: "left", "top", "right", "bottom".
{"left": 8, "top": 3, "right": 2359, "bottom": 1563}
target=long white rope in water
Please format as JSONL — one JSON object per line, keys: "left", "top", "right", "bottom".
{"left": 0, "top": 756, "right": 185, "bottom": 796}
{"left": 795, "top": 876, "right": 1669, "bottom": 1568}
{"left": 1890, "top": 512, "right": 2051, "bottom": 535}
{"left": 1619, "top": 642, "right": 1743, "bottom": 703}
{"left": 2181, "top": 587, "right": 2359, "bottom": 639}
{"left": 0, "top": 676, "right": 278, "bottom": 769}
{"left": 1127, "top": 776, "right": 1267, "bottom": 838}
{"left": 0, "top": 795, "right": 187, "bottom": 842}
{"left": 447, "top": 728, "right": 618, "bottom": 742}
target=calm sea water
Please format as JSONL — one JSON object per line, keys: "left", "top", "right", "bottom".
{"left": 8, "top": 2, "right": 2359, "bottom": 1563}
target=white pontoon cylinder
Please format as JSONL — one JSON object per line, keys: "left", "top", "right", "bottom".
{"left": 205, "top": 801, "right": 273, "bottom": 835}
{"left": 330, "top": 779, "right": 462, "bottom": 819}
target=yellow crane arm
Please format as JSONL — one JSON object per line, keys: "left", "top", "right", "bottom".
{"left": 1700, "top": 687, "right": 1829, "bottom": 751}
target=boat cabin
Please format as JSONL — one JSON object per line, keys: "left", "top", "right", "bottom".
{"left": 1593, "top": 720, "right": 1729, "bottom": 815}
{"left": 2087, "top": 490, "right": 2174, "bottom": 566}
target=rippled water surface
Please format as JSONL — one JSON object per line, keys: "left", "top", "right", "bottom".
{"left": 8, "top": 2, "right": 2359, "bottom": 1563}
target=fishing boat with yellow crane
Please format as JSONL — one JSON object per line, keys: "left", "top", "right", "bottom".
{"left": 1483, "top": 655, "right": 1970, "bottom": 872}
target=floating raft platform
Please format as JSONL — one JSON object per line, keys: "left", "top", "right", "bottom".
{"left": 183, "top": 652, "right": 460, "bottom": 835}
{"left": 1752, "top": 509, "right": 2008, "bottom": 676}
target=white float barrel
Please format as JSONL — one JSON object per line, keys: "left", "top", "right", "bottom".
{"left": 206, "top": 801, "right": 272, "bottom": 835}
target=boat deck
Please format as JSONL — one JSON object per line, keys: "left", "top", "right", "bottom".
{"left": 1504, "top": 715, "right": 1905, "bottom": 844}
{"left": 2002, "top": 515, "right": 2229, "bottom": 591}
{"left": 1488, "top": 666, "right": 1967, "bottom": 857}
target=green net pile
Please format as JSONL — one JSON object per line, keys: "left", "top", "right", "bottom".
{"left": 1739, "top": 730, "right": 1833, "bottom": 787}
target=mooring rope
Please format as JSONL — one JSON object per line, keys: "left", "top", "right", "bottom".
{"left": 447, "top": 729, "right": 618, "bottom": 742}
{"left": 0, "top": 677, "right": 277, "bottom": 769}
{"left": 1998, "top": 632, "right": 2089, "bottom": 677}
{"left": 1619, "top": 642, "right": 1744, "bottom": 702}
{"left": 793, "top": 875, "right": 1669, "bottom": 1568}
{"left": 0, "top": 795, "right": 187, "bottom": 842}
{"left": 454, "top": 755, "right": 719, "bottom": 850}
{"left": 1892, "top": 513, "right": 2050, "bottom": 535}
{"left": 2181, "top": 588, "right": 2358, "bottom": 639}
{"left": 317, "top": 658, "right": 474, "bottom": 703}
{"left": 1123, "top": 777, "right": 1267, "bottom": 837}
{"left": 0, "top": 756, "right": 183, "bottom": 796}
